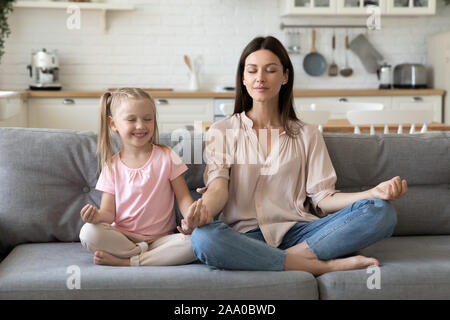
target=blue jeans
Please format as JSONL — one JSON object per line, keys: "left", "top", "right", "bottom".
{"left": 190, "top": 198, "right": 397, "bottom": 271}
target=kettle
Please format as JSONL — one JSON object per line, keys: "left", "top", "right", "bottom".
{"left": 377, "top": 63, "right": 392, "bottom": 89}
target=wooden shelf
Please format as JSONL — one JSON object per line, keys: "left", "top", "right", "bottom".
{"left": 14, "top": 1, "right": 134, "bottom": 11}
{"left": 13, "top": 1, "right": 135, "bottom": 31}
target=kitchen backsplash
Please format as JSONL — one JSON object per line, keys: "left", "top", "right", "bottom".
{"left": 1, "top": 0, "right": 450, "bottom": 91}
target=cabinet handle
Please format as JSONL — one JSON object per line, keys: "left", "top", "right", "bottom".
{"left": 411, "top": 97, "right": 423, "bottom": 102}
{"left": 338, "top": 98, "right": 348, "bottom": 102}
{"left": 156, "top": 99, "right": 169, "bottom": 105}
{"left": 63, "top": 98, "right": 75, "bottom": 105}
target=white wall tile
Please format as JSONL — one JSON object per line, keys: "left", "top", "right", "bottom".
{"left": 1, "top": 0, "right": 450, "bottom": 90}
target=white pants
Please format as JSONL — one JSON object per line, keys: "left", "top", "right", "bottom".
{"left": 79, "top": 223, "right": 197, "bottom": 266}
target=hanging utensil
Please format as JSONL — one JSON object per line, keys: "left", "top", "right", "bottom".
{"left": 340, "top": 31, "right": 353, "bottom": 77}
{"left": 328, "top": 31, "right": 338, "bottom": 77}
{"left": 303, "top": 29, "right": 327, "bottom": 77}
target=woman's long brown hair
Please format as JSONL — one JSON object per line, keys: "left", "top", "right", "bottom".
{"left": 234, "top": 36, "right": 301, "bottom": 137}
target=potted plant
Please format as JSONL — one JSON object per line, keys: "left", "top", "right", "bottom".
{"left": 0, "top": 0, "right": 15, "bottom": 62}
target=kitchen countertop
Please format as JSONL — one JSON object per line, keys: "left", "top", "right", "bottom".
{"left": 199, "top": 119, "right": 450, "bottom": 132}
{"left": 11, "top": 89, "right": 446, "bottom": 99}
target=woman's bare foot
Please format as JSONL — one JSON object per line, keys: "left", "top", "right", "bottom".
{"left": 94, "top": 250, "right": 130, "bottom": 266}
{"left": 328, "top": 255, "right": 380, "bottom": 273}
{"left": 284, "top": 241, "right": 380, "bottom": 276}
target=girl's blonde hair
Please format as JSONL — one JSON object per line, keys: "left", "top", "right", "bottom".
{"left": 97, "top": 87, "right": 160, "bottom": 172}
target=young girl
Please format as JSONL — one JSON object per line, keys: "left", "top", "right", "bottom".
{"left": 79, "top": 88, "right": 207, "bottom": 266}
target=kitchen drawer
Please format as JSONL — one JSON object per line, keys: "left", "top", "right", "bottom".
{"left": 294, "top": 96, "right": 391, "bottom": 119}
{"left": 155, "top": 98, "right": 213, "bottom": 119}
{"left": 154, "top": 98, "right": 214, "bottom": 133}
{"left": 391, "top": 95, "right": 442, "bottom": 122}
{"left": 28, "top": 98, "right": 100, "bottom": 132}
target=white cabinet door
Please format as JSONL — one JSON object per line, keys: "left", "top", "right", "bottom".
{"left": 294, "top": 96, "right": 391, "bottom": 119}
{"left": 28, "top": 98, "right": 100, "bottom": 132}
{"left": 280, "top": 0, "right": 337, "bottom": 15}
{"left": 336, "top": 0, "right": 386, "bottom": 15}
{"left": 391, "top": 95, "right": 442, "bottom": 122}
{"left": 0, "top": 96, "right": 27, "bottom": 128}
{"left": 154, "top": 98, "right": 214, "bottom": 133}
{"left": 386, "top": 0, "right": 436, "bottom": 15}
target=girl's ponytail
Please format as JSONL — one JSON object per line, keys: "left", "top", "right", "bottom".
{"left": 97, "top": 92, "right": 113, "bottom": 174}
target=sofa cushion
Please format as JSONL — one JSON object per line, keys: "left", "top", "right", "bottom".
{"left": 0, "top": 242, "right": 318, "bottom": 300}
{"left": 163, "top": 131, "right": 205, "bottom": 190}
{"left": 0, "top": 128, "right": 104, "bottom": 259}
{"left": 317, "top": 235, "right": 450, "bottom": 299}
{"left": 323, "top": 133, "right": 450, "bottom": 236}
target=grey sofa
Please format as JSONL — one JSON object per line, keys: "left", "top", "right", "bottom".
{"left": 0, "top": 127, "right": 449, "bottom": 300}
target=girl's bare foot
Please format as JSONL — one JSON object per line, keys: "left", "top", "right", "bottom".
{"left": 94, "top": 250, "right": 130, "bottom": 266}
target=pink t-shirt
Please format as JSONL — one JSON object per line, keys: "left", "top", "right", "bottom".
{"left": 95, "top": 145, "right": 188, "bottom": 237}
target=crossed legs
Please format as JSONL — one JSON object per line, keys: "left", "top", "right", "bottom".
{"left": 191, "top": 199, "right": 397, "bottom": 276}
{"left": 79, "top": 223, "right": 197, "bottom": 266}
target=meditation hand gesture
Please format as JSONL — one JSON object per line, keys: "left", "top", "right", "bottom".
{"left": 80, "top": 204, "right": 100, "bottom": 224}
{"left": 370, "top": 176, "right": 408, "bottom": 201}
{"left": 177, "top": 199, "right": 212, "bottom": 235}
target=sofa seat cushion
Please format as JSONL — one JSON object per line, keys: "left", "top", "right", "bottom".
{"left": 0, "top": 243, "right": 318, "bottom": 300}
{"left": 317, "top": 235, "right": 450, "bottom": 299}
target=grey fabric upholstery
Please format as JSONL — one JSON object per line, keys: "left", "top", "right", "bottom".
{"left": 0, "top": 127, "right": 449, "bottom": 299}
{"left": 0, "top": 129, "right": 101, "bottom": 259}
{"left": 0, "top": 243, "right": 317, "bottom": 300}
{"left": 317, "top": 235, "right": 450, "bottom": 299}
{"left": 324, "top": 133, "right": 450, "bottom": 236}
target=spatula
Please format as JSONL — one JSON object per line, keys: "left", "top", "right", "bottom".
{"left": 328, "top": 32, "right": 338, "bottom": 77}
{"left": 340, "top": 33, "right": 353, "bottom": 77}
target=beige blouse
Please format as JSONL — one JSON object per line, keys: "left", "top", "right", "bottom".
{"left": 198, "top": 111, "right": 338, "bottom": 248}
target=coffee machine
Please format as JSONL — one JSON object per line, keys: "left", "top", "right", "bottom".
{"left": 27, "top": 49, "right": 62, "bottom": 90}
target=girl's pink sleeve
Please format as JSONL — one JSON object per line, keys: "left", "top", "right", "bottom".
{"left": 168, "top": 148, "right": 188, "bottom": 181}
{"left": 95, "top": 166, "right": 115, "bottom": 195}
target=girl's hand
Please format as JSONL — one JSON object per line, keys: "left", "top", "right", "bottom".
{"left": 370, "top": 176, "right": 408, "bottom": 201}
{"left": 80, "top": 204, "right": 100, "bottom": 224}
{"left": 177, "top": 199, "right": 212, "bottom": 235}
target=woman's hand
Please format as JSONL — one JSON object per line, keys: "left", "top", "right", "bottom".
{"left": 80, "top": 204, "right": 100, "bottom": 224}
{"left": 177, "top": 199, "right": 212, "bottom": 235}
{"left": 370, "top": 176, "right": 408, "bottom": 201}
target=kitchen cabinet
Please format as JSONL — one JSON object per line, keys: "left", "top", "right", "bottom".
{"left": 27, "top": 98, "right": 100, "bottom": 132}
{"left": 280, "top": 0, "right": 435, "bottom": 15}
{"left": 294, "top": 94, "right": 442, "bottom": 121}
{"left": 280, "top": 0, "right": 337, "bottom": 15}
{"left": 155, "top": 98, "right": 214, "bottom": 133}
{"left": 294, "top": 96, "right": 392, "bottom": 119}
{"left": 0, "top": 93, "right": 27, "bottom": 128}
{"left": 391, "top": 95, "right": 442, "bottom": 122}
{"left": 428, "top": 31, "right": 450, "bottom": 124}
{"left": 386, "top": 0, "right": 436, "bottom": 15}
{"left": 27, "top": 97, "right": 215, "bottom": 134}
{"left": 336, "top": 0, "right": 386, "bottom": 15}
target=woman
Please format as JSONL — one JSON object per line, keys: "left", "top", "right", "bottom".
{"left": 183, "top": 36, "right": 407, "bottom": 276}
